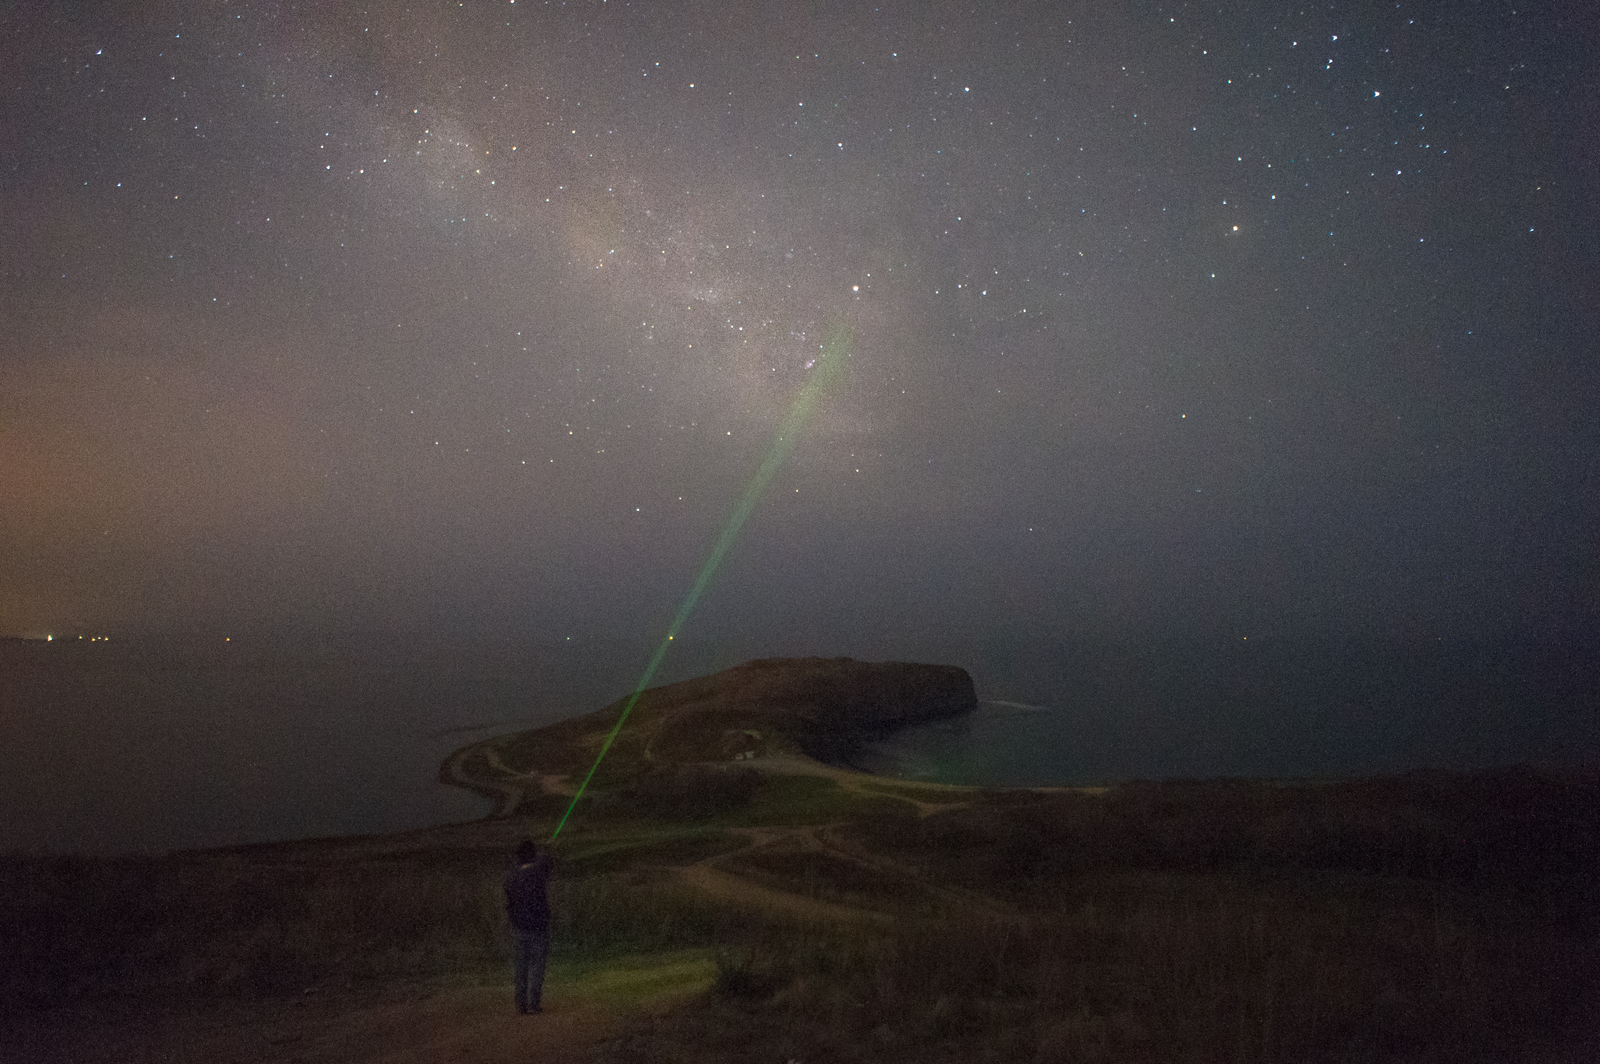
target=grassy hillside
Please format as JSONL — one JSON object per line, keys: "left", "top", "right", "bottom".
{"left": 3, "top": 658, "right": 1596, "bottom": 1061}
{"left": 5, "top": 765, "right": 1596, "bottom": 1061}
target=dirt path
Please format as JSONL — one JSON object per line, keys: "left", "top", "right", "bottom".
{"left": 664, "top": 819, "right": 1020, "bottom": 927}
{"left": 440, "top": 742, "right": 524, "bottom": 818}
{"left": 441, "top": 739, "right": 575, "bottom": 818}
{"left": 444, "top": 741, "right": 1008, "bottom": 928}
{"left": 812, "top": 824, "right": 1024, "bottom": 922}
{"left": 3, "top": 954, "right": 715, "bottom": 1064}
{"left": 738, "top": 753, "right": 984, "bottom": 816}
{"left": 5, "top": 986, "right": 618, "bottom": 1064}
{"left": 675, "top": 860, "right": 894, "bottom": 926}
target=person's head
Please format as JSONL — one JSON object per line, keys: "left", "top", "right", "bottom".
{"left": 515, "top": 840, "right": 539, "bottom": 864}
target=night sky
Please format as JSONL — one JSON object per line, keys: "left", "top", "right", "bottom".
{"left": 5, "top": 0, "right": 1597, "bottom": 653}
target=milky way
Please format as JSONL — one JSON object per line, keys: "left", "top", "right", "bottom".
{"left": 2, "top": 0, "right": 1594, "bottom": 650}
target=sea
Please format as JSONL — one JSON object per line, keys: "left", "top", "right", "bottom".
{"left": 862, "top": 638, "right": 1600, "bottom": 786}
{"left": 0, "top": 635, "right": 631, "bottom": 854}
{"left": 2, "top": 633, "right": 1595, "bottom": 854}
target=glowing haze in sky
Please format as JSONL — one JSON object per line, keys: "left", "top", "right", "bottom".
{"left": 3, "top": 0, "right": 1596, "bottom": 650}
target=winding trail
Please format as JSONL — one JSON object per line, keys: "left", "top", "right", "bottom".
{"left": 448, "top": 735, "right": 1029, "bottom": 924}
{"left": 441, "top": 738, "right": 575, "bottom": 817}
{"left": 740, "top": 753, "right": 982, "bottom": 816}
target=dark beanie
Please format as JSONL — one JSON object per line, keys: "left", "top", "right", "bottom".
{"left": 515, "top": 840, "right": 538, "bottom": 863}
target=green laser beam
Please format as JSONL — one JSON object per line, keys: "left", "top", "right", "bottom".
{"left": 549, "top": 324, "right": 850, "bottom": 841}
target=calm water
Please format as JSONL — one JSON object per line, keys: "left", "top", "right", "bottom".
{"left": 4, "top": 635, "right": 1594, "bottom": 852}
{"left": 862, "top": 640, "right": 1600, "bottom": 786}
{"left": 0, "top": 636, "right": 650, "bottom": 854}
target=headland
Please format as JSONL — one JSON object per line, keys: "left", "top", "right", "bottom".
{"left": 441, "top": 656, "right": 980, "bottom": 817}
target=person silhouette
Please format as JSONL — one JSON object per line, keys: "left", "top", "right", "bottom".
{"left": 504, "top": 839, "right": 554, "bottom": 1014}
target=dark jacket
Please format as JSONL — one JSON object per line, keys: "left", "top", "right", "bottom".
{"left": 504, "top": 852, "right": 553, "bottom": 934}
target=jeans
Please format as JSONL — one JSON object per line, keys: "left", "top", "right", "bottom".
{"left": 513, "top": 928, "right": 549, "bottom": 1012}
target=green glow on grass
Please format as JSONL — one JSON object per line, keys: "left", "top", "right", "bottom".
{"left": 550, "top": 324, "right": 850, "bottom": 840}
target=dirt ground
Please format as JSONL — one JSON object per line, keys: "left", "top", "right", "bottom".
{"left": 2, "top": 953, "right": 716, "bottom": 1064}
{"left": 0, "top": 757, "right": 961, "bottom": 1064}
